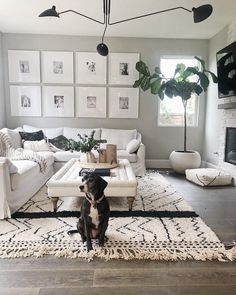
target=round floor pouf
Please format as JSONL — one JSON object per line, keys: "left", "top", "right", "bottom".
{"left": 169, "top": 150, "right": 201, "bottom": 174}
{"left": 186, "top": 168, "right": 233, "bottom": 186}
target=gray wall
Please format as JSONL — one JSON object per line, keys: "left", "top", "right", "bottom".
{"left": 0, "top": 33, "right": 5, "bottom": 128}
{"left": 202, "top": 27, "right": 228, "bottom": 165}
{"left": 2, "top": 33, "right": 208, "bottom": 160}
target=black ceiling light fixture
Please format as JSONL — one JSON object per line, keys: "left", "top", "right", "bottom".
{"left": 39, "top": 1, "right": 213, "bottom": 57}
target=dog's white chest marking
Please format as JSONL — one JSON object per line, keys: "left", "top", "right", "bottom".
{"left": 89, "top": 206, "right": 100, "bottom": 229}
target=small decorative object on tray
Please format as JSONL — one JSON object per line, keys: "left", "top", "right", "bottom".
{"left": 98, "top": 149, "right": 106, "bottom": 163}
{"left": 106, "top": 144, "right": 117, "bottom": 164}
{"left": 79, "top": 168, "right": 111, "bottom": 177}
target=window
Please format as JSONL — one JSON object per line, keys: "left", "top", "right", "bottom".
{"left": 158, "top": 57, "right": 199, "bottom": 126}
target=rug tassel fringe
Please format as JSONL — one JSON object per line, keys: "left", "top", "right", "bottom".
{"left": 0, "top": 244, "right": 235, "bottom": 261}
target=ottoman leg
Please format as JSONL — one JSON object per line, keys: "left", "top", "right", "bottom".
{"left": 127, "top": 197, "right": 135, "bottom": 211}
{"left": 51, "top": 197, "right": 59, "bottom": 212}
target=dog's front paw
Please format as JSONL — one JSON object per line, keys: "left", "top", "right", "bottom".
{"left": 81, "top": 236, "right": 87, "bottom": 244}
{"left": 87, "top": 244, "right": 93, "bottom": 252}
{"left": 99, "top": 235, "right": 108, "bottom": 247}
{"left": 99, "top": 241, "right": 104, "bottom": 247}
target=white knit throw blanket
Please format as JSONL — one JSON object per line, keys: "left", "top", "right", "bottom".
{"left": 0, "top": 132, "right": 47, "bottom": 173}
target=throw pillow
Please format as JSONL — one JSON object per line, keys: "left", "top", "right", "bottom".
{"left": 0, "top": 127, "right": 24, "bottom": 148}
{"left": 48, "top": 135, "right": 69, "bottom": 151}
{"left": 19, "top": 130, "right": 44, "bottom": 142}
{"left": 126, "top": 139, "right": 140, "bottom": 154}
{"left": 23, "top": 139, "right": 51, "bottom": 152}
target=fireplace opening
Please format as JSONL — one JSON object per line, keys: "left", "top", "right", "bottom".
{"left": 225, "top": 127, "right": 236, "bottom": 165}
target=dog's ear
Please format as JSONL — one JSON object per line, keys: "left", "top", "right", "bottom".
{"left": 99, "top": 176, "right": 108, "bottom": 192}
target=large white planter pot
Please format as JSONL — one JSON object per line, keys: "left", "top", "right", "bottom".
{"left": 169, "top": 150, "right": 201, "bottom": 174}
{"left": 80, "top": 152, "right": 96, "bottom": 163}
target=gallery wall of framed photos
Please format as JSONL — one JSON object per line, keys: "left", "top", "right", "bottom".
{"left": 8, "top": 50, "right": 140, "bottom": 119}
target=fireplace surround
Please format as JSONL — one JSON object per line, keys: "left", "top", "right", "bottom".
{"left": 225, "top": 127, "right": 236, "bottom": 165}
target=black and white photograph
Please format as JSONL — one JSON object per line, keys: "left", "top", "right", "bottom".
{"left": 86, "top": 61, "right": 96, "bottom": 74}
{"left": 19, "top": 60, "right": 30, "bottom": 73}
{"left": 8, "top": 50, "right": 40, "bottom": 83}
{"left": 109, "top": 87, "right": 139, "bottom": 118}
{"left": 76, "top": 87, "right": 106, "bottom": 118}
{"left": 120, "top": 63, "right": 129, "bottom": 76}
{"left": 43, "top": 86, "right": 74, "bottom": 117}
{"left": 119, "top": 96, "right": 129, "bottom": 109}
{"left": 10, "top": 86, "right": 42, "bottom": 117}
{"left": 109, "top": 53, "right": 140, "bottom": 85}
{"left": 76, "top": 52, "right": 106, "bottom": 84}
{"left": 54, "top": 95, "right": 64, "bottom": 108}
{"left": 53, "top": 61, "right": 63, "bottom": 74}
{"left": 42, "top": 51, "right": 73, "bottom": 83}
{"left": 87, "top": 96, "right": 96, "bottom": 108}
{"left": 21, "top": 95, "right": 31, "bottom": 108}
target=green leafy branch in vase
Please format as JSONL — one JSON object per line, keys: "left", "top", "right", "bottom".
{"left": 68, "top": 130, "right": 107, "bottom": 153}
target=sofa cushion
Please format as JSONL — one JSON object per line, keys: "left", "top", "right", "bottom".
{"left": 0, "top": 157, "right": 18, "bottom": 174}
{"left": 53, "top": 151, "right": 81, "bottom": 162}
{"left": 23, "top": 125, "right": 63, "bottom": 139}
{"left": 101, "top": 128, "right": 137, "bottom": 150}
{"left": 23, "top": 125, "right": 41, "bottom": 133}
{"left": 19, "top": 130, "right": 44, "bottom": 142}
{"left": 63, "top": 127, "right": 101, "bottom": 141}
{"left": 23, "top": 139, "right": 51, "bottom": 152}
{"left": 48, "top": 135, "right": 70, "bottom": 151}
{"left": 44, "top": 128, "right": 63, "bottom": 139}
{"left": 126, "top": 139, "right": 140, "bottom": 154}
{"left": 117, "top": 150, "right": 138, "bottom": 163}
{"left": 1, "top": 127, "right": 24, "bottom": 148}
{"left": 10, "top": 160, "right": 39, "bottom": 191}
{"left": 11, "top": 160, "right": 38, "bottom": 176}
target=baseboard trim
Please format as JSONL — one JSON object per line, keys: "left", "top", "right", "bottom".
{"left": 146, "top": 160, "right": 218, "bottom": 170}
{"left": 201, "top": 161, "right": 218, "bottom": 169}
{"left": 146, "top": 159, "right": 171, "bottom": 169}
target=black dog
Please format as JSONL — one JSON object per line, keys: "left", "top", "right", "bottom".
{"left": 68, "top": 173, "right": 110, "bottom": 252}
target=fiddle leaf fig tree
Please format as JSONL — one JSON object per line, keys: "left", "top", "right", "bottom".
{"left": 133, "top": 56, "right": 218, "bottom": 152}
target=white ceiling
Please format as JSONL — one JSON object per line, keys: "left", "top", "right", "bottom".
{"left": 0, "top": 0, "right": 235, "bottom": 39}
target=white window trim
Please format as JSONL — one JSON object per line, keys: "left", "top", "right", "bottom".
{"left": 157, "top": 55, "right": 200, "bottom": 127}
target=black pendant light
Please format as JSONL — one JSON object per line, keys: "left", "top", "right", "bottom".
{"left": 192, "top": 4, "right": 213, "bottom": 23}
{"left": 39, "top": 2, "right": 214, "bottom": 56}
{"left": 97, "top": 43, "right": 109, "bottom": 56}
{"left": 39, "top": 6, "right": 59, "bottom": 18}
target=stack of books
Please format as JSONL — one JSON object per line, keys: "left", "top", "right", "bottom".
{"left": 79, "top": 168, "right": 111, "bottom": 177}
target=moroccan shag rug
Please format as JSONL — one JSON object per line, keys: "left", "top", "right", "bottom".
{"left": 0, "top": 171, "right": 235, "bottom": 261}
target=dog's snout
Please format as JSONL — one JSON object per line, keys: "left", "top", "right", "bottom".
{"left": 79, "top": 185, "right": 84, "bottom": 191}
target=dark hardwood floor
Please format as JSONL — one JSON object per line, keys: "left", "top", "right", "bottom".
{"left": 0, "top": 171, "right": 235, "bottom": 295}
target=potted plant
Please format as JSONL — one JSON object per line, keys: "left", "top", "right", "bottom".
{"left": 68, "top": 130, "right": 107, "bottom": 163}
{"left": 133, "top": 56, "right": 218, "bottom": 173}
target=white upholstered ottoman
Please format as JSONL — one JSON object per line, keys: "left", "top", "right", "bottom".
{"left": 185, "top": 168, "right": 233, "bottom": 187}
{"left": 47, "top": 158, "right": 137, "bottom": 211}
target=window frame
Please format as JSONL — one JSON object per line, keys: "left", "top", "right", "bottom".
{"left": 157, "top": 55, "right": 200, "bottom": 128}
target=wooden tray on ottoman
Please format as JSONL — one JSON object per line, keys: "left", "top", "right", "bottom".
{"left": 78, "top": 162, "right": 118, "bottom": 169}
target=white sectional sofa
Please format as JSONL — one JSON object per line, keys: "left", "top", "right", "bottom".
{"left": 0, "top": 125, "right": 146, "bottom": 219}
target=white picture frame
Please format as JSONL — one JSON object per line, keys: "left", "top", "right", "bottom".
{"left": 10, "top": 85, "right": 41, "bottom": 117}
{"left": 76, "top": 87, "right": 106, "bottom": 118}
{"left": 109, "top": 53, "right": 139, "bottom": 85}
{"left": 76, "top": 52, "right": 107, "bottom": 84}
{"left": 43, "top": 86, "right": 74, "bottom": 117}
{"left": 8, "top": 50, "right": 40, "bottom": 83}
{"left": 42, "top": 51, "right": 74, "bottom": 83}
{"left": 109, "top": 87, "right": 139, "bottom": 118}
